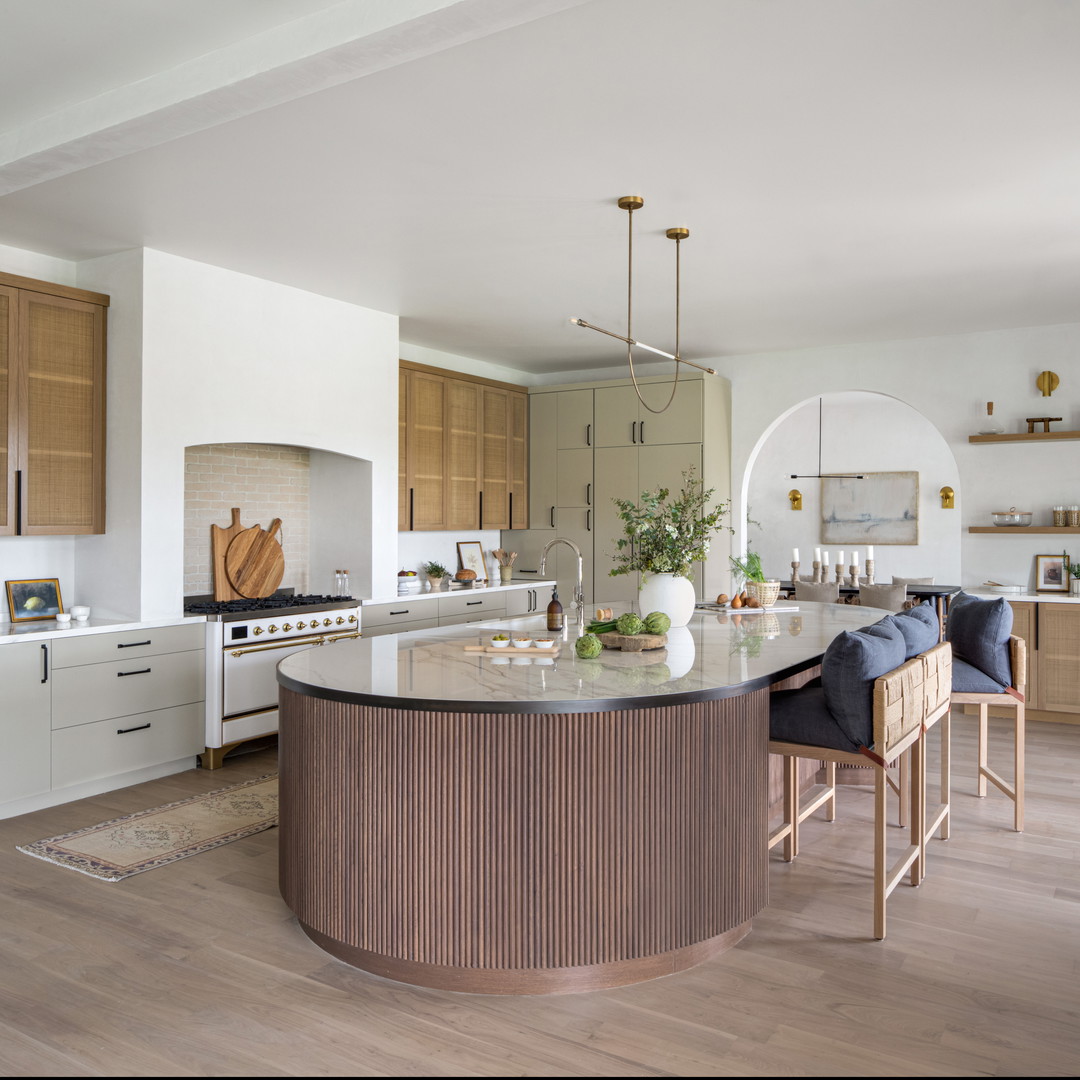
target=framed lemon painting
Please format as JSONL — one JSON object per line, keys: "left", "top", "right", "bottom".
{"left": 6, "top": 578, "right": 63, "bottom": 622}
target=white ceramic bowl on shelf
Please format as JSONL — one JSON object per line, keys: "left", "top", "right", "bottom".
{"left": 512, "top": 636, "right": 533, "bottom": 649}
{"left": 533, "top": 637, "right": 556, "bottom": 649}
{"left": 490, "top": 636, "right": 510, "bottom": 648}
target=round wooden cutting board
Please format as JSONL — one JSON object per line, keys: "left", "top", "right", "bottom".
{"left": 225, "top": 518, "right": 285, "bottom": 599}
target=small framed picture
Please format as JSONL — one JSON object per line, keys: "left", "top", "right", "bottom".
{"left": 6, "top": 578, "right": 64, "bottom": 622}
{"left": 456, "top": 541, "right": 488, "bottom": 582}
{"left": 1035, "top": 553, "right": 1068, "bottom": 593}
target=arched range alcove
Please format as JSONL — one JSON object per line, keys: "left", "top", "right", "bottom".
{"left": 740, "top": 392, "right": 961, "bottom": 586}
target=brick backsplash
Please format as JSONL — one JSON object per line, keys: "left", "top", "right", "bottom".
{"left": 184, "top": 443, "right": 310, "bottom": 596}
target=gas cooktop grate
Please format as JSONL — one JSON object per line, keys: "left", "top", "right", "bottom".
{"left": 184, "top": 594, "right": 353, "bottom": 616}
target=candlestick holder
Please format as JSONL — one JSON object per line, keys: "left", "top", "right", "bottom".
{"left": 865, "top": 558, "right": 875, "bottom": 586}
{"left": 834, "top": 562, "right": 844, "bottom": 584}
{"left": 848, "top": 564, "right": 859, "bottom": 588}
{"left": 811, "top": 560, "right": 821, "bottom": 583}
{"left": 791, "top": 560, "right": 800, "bottom": 583}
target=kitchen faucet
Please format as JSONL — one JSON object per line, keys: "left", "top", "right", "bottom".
{"left": 538, "top": 537, "right": 585, "bottom": 629}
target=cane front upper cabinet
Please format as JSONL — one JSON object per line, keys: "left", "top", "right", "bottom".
{"left": 1, "top": 272, "right": 108, "bottom": 535}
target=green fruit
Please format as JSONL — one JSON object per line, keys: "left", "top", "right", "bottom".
{"left": 643, "top": 611, "right": 671, "bottom": 634}
{"left": 575, "top": 633, "right": 604, "bottom": 659}
{"left": 24, "top": 596, "right": 45, "bottom": 611}
{"left": 615, "top": 612, "right": 644, "bottom": 636}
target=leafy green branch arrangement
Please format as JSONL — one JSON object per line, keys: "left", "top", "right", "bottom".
{"left": 609, "top": 466, "right": 731, "bottom": 581}
{"left": 728, "top": 550, "right": 766, "bottom": 585}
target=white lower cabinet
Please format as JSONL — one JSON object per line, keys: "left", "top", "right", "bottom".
{"left": 0, "top": 641, "right": 52, "bottom": 803}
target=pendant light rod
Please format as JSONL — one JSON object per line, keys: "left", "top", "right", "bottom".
{"left": 568, "top": 318, "right": 716, "bottom": 374}
{"left": 789, "top": 397, "right": 864, "bottom": 479}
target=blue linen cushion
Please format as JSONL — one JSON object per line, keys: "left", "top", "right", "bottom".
{"left": 946, "top": 591, "right": 1013, "bottom": 687}
{"left": 769, "top": 685, "right": 861, "bottom": 753}
{"left": 821, "top": 620, "right": 906, "bottom": 748}
{"left": 951, "top": 657, "right": 1008, "bottom": 694}
{"left": 882, "top": 601, "right": 939, "bottom": 659}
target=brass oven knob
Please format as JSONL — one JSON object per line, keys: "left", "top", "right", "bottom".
{"left": 296, "top": 620, "right": 307, "bottom": 630}
{"left": 282, "top": 623, "right": 293, "bottom": 632}
{"left": 348, "top": 615, "right": 357, "bottom": 623}
{"left": 336, "top": 616, "right": 345, "bottom": 625}
{"left": 253, "top": 627, "right": 264, "bottom": 636}
{"left": 323, "top": 618, "right": 332, "bottom": 627}
{"left": 268, "top": 625, "right": 279, "bottom": 634}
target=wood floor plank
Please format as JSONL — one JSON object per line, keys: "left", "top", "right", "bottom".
{"left": 2, "top": 722, "right": 1080, "bottom": 1077}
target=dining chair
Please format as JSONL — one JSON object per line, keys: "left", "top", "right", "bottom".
{"left": 892, "top": 576, "right": 935, "bottom": 585}
{"left": 858, "top": 582, "right": 908, "bottom": 611}
{"left": 794, "top": 580, "right": 841, "bottom": 603}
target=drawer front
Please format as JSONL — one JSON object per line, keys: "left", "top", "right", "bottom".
{"left": 438, "top": 612, "right": 506, "bottom": 627}
{"left": 52, "top": 623, "right": 204, "bottom": 668}
{"left": 363, "top": 619, "right": 431, "bottom": 638}
{"left": 437, "top": 593, "right": 507, "bottom": 619}
{"left": 52, "top": 649, "right": 205, "bottom": 729}
{"left": 362, "top": 601, "right": 438, "bottom": 630}
{"left": 52, "top": 703, "right": 203, "bottom": 789}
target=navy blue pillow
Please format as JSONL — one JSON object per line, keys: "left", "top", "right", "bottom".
{"left": 821, "top": 621, "right": 906, "bottom": 748}
{"left": 770, "top": 685, "right": 861, "bottom": 753}
{"left": 882, "top": 601, "right": 939, "bottom": 659}
{"left": 946, "top": 592, "right": 1013, "bottom": 687}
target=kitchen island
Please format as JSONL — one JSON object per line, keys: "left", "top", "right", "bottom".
{"left": 276, "top": 602, "right": 883, "bottom": 994}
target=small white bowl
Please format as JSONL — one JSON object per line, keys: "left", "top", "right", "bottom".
{"left": 70, "top": 605, "right": 90, "bottom": 620}
{"left": 512, "top": 637, "right": 533, "bottom": 649}
{"left": 55, "top": 612, "right": 71, "bottom": 625}
{"left": 490, "top": 637, "right": 510, "bottom": 648}
{"left": 532, "top": 637, "right": 556, "bottom": 649}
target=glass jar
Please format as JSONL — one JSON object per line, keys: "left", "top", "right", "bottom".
{"left": 1053, "top": 506, "right": 1067, "bottom": 527}
{"left": 1069, "top": 506, "right": 1080, "bottom": 528}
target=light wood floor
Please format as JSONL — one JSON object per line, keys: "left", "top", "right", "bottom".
{"left": 2, "top": 716, "right": 1078, "bottom": 1078}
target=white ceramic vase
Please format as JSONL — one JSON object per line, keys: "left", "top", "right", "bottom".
{"left": 1071, "top": 578, "right": 1080, "bottom": 597}
{"left": 638, "top": 572, "right": 697, "bottom": 627}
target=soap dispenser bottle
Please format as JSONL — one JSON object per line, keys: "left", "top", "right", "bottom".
{"left": 546, "top": 587, "right": 564, "bottom": 632}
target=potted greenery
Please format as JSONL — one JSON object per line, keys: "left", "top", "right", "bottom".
{"left": 609, "top": 466, "right": 731, "bottom": 626}
{"left": 421, "top": 560, "right": 448, "bottom": 590}
{"left": 729, "top": 549, "right": 781, "bottom": 608}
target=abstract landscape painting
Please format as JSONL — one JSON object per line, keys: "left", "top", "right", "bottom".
{"left": 820, "top": 471, "right": 919, "bottom": 545}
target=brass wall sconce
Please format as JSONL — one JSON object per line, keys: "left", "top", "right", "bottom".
{"left": 788, "top": 489, "right": 803, "bottom": 510}
{"left": 1036, "top": 370, "right": 1059, "bottom": 397}
{"left": 940, "top": 486, "right": 955, "bottom": 509}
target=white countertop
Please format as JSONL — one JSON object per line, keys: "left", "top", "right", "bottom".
{"left": 967, "top": 589, "right": 1080, "bottom": 604}
{"left": 363, "top": 578, "right": 556, "bottom": 605}
{"left": 0, "top": 613, "right": 205, "bottom": 645}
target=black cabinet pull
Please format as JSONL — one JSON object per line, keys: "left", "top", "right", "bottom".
{"left": 519, "top": 568, "right": 537, "bottom": 575}
{"left": 631, "top": 421, "right": 637, "bottom": 443}
{"left": 390, "top": 609, "right": 410, "bottom": 616}
{"left": 15, "top": 469, "right": 22, "bottom": 534}
{"left": 586, "top": 423, "right": 591, "bottom": 447}
{"left": 587, "top": 509, "right": 592, "bottom": 531}
{"left": 40, "top": 642, "right": 48, "bottom": 684}
{"left": 467, "top": 600, "right": 482, "bottom": 606}
{"left": 586, "top": 482, "right": 592, "bottom": 506}
{"left": 409, "top": 487, "right": 414, "bottom": 530}
{"left": 550, "top": 505, "right": 555, "bottom": 528}
{"left": 117, "top": 722, "right": 151, "bottom": 735}
{"left": 117, "top": 639, "right": 151, "bottom": 649}
{"left": 118, "top": 667, "right": 152, "bottom": 677}
{"left": 640, "top": 420, "right": 646, "bottom": 443}
{"left": 509, "top": 491, "right": 513, "bottom": 525}
{"left": 478, "top": 489, "right": 483, "bottom": 528}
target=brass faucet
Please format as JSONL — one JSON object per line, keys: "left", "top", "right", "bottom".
{"left": 539, "top": 537, "right": 585, "bottom": 629}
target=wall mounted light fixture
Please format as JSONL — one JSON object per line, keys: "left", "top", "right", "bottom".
{"left": 940, "top": 486, "right": 955, "bottom": 509}
{"left": 1036, "top": 370, "right": 1059, "bottom": 396}
{"left": 570, "top": 195, "right": 717, "bottom": 415}
{"left": 788, "top": 489, "right": 803, "bottom": 510}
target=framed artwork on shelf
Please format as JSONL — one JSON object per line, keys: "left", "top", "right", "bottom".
{"left": 6, "top": 578, "right": 64, "bottom": 622}
{"left": 456, "top": 541, "right": 488, "bottom": 583}
{"left": 1035, "top": 553, "right": 1068, "bottom": 593}
{"left": 821, "top": 471, "right": 919, "bottom": 545}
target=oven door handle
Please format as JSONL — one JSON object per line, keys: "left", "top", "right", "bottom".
{"left": 229, "top": 634, "right": 329, "bottom": 657}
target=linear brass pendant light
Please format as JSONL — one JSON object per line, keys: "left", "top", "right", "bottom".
{"left": 569, "top": 195, "right": 716, "bottom": 414}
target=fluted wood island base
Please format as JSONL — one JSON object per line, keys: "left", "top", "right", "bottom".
{"left": 277, "top": 603, "right": 878, "bottom": 993}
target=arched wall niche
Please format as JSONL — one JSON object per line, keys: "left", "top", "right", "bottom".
{"left": 738, "top": 391, "right": 961, "bottom": 588}
{"left": 184, "top": 442, "right": 371, "bottom": 599}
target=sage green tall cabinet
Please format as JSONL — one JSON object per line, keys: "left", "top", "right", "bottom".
{"left": 503, "top": 371, "right": 731, "bottom": 610}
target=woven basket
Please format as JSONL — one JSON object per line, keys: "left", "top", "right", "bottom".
{"left": 745, "top": 579, "right": 781, "bottom": 607}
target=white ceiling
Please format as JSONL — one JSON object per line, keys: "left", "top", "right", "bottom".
{"left": 1, "top": 0, "right": 1079, "bottom": 377}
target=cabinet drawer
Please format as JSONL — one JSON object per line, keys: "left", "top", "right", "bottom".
{"left": 52, "top": 649, "right": 204, "bottom": 729}
{"left": 52, "top": 623, "right": 204, "bottom": 668}
{"left": 437, "top": 593, "right": 507, "bottom": 619}
{"left": 363, "top": 619, "right": 431, "bottom": 638}
{"left": 52, "top": 703, "right": 203, "bottom": 789}
{"left": 362, "top": 601, "right": 438, "bottom": 630}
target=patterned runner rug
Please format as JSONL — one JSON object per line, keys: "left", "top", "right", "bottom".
{"left": 16, "top": 773, "right": 278, "bottom": 882}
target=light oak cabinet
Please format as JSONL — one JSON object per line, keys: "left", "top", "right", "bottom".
{"left": 399, "top": 361, "right": 528, "bottom": 532}
{"left": 1, "top": 271, "right": 108, "bottom": 535}
{"left": 1007, "top": 600, "right": 1080, "bottom": 719}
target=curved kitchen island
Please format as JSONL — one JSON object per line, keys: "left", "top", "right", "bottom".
{"left": 277, "top": 602, "right": 879, "bottom": 994}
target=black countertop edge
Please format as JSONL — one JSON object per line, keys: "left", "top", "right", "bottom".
{"left": 277, "top": 657, "right": 822, "bottom": 716}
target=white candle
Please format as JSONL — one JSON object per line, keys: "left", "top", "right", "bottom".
{"left": 815, "top": 547, "right": 821, "bottom": 562}
{"left": 867, "top": 545, "right": 874, "bottom": 560}
{"left": 851, "top": 550, "right": 858, "bottom": 565}
{"left": 821, "top": 551, "right": 828, "bottom": 566}
{"left": 837, "top": 551, "right": 844, "bottom": 566}
{"left": 792, "top": 547, "right": 799, "bottom": 562}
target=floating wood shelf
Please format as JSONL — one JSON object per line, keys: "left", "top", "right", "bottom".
{"left": 968, "top": 430, "right": 1080, "bottom": 443}
{"left": 969, "top": 526, "right": 1080, "bottom": 534}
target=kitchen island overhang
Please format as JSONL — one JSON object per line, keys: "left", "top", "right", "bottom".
{"left": 276, "top": 604, "right": 882, "bottom": 994}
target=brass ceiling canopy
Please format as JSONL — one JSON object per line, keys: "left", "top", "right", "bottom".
{"left": 569, "top": 194, "right": 715, "bottom": 415}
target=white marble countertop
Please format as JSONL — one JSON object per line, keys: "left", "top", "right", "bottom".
{"left": 363, "top": 578, "right": 556, "bottom": 605}
{"left": 0, "top": 613, "right": 204, "bottom": 644}
{"left": 278, "top": 600, "right": 885, "bottom": 714}
{"left": 966, "top": 589, "right": 1080, "bottom": 603}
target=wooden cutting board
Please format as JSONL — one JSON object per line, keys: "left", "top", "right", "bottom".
{"left": 225, "top": 518, "right": 285, "bottom": 599}
{"left": 210, "top": 508, "right": 248, "bottom": 602}
{"left": 596, "top": 631, "right": 668, "bottom": 652}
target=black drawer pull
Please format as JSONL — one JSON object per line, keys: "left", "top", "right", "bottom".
{"left": 117, "top": 668, "right": 151, "bottom": 677}
{"left": 389, "top": 609, "right": 410, "bottom": 616}
{"left": 467, "top": 600, "right": 482, "bottom": 606}
{"left": 117, "top": 722, "right": 151, "bottom": 735}
{"left": 117, "top": 640, "right": 151, "bottom": 648}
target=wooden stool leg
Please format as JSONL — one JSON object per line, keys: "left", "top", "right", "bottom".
{"left": 824, "top": 759, "right": 837, "bottom": 822}
{"left": 977, "top": 703, "right": 989, "bottom": 797}
{"left": 874, "top": 766, "right": 888, "bottom": 940}
{"left": 898, "top": 751, "right": 910, "bottom": 828}
{"left": 940, "top": 708, "right": 951, "bottom": 842}
{"left": 1014, "top": 701, "right": 1025, "bottom": 833}
{"left": 783, "top": 753, "right": 798, "bottom": 861}
{"left": 912, "top": 741, "right": 926, "bottom": 886}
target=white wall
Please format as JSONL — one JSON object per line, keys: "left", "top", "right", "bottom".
{"left": 710, "top": 322, "right": 1080, "bottom": 593}
{"left": 746, "top": 392, "right": 961, "bottom": 586}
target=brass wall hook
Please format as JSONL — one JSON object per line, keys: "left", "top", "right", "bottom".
{"left": 788, "top": 489, "right": 803, "bottom": 510}
{"left": 940, "top": 486, "right": 955, "bottom": 509}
